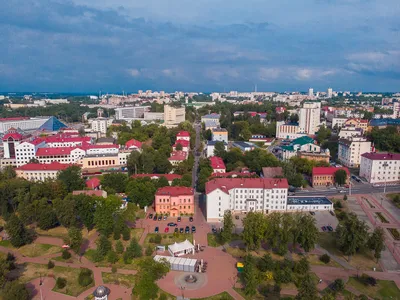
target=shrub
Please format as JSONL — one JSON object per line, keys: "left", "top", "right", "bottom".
{"left": 149, "top": 237, "right": 155, "bottom": 243}
{"left": 358, "top": 295, "right": 368, "bottom": 300}
{"left": 360, "top": 274, "right": 377, "bottom": 286}
{"left": 47, "top": 260, "right": 55, "bottom": 269}
{"left": 93, "top": 250, "right": 104, "bottom": 263}
{"left": 334, "top": 200, "right": 343, "bottom": 209}
{"left": 154, "top": 234, "right": 162, "bottom": 244}
{"left": 294, "top": 257, "right": 310, "bottom": 274}
{"left": 343, "top": 194, "right": 348, "bottom": 201}
{"left": 159, "top": 294, "right": 168, "bottom": 300}
{"left": 107, "top": 250, "right": 118, "bottom": 264}
{"left": 145, "top": 245, "right": 153, "bottom": 256}
{"left": 331, "top": 278, "right": 345, "bottom": 293}
{"left": 319, "top": 254, "right": 331, "bottom": 264}
{"left": 56, "top": 277, "right": 67, "bottom": 289}
{"left": 6, "top": 252, "right": 15, "bottom": 262}
{"left": 62, "top": 250, "right": 71, "bottom": 260}
{"left": 78, "top": 268, "right": 93, "bottom": 287}
{"left": 111, "top": 265, "right": 117, "bottom": 273}
{"left": 122, "top": 227, "right": 131, "bottom": 241}
{"left": 115, "top": 240, "right": 124, "bottom": 254}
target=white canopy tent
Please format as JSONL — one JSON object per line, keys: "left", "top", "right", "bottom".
{"left": 168, "top": 239, "right": 195, "bottom": 257}
{"left": 153, "top": 255, "right": 198, "bottom": 272}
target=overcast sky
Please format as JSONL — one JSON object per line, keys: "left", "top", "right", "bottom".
{"left": 1, "top": 0, "right": 399, "bottom": 92}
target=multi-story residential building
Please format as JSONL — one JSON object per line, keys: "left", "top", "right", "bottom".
{"left": 201, "top": 113, "right": 220, "bottom": 127}
{"left": 331, "top": 117, "right": 348, "bottom": 129}
{"left": 327, "top": 88, "right": 333, "bottom": 98}
{"left": 15, "top": 162, "right": 72, "bottom": 181}
{"left": 210, "top": 156, "right": 226, "bottom": 173}
{"left": 299, "top": 102, "right": 321, "bottom": 134}
{"left": 393, "top": 102, "right": 400, "bottom": 118}
{"left": 205, "top": 178, "right": 289, "bottom": 221}
{"left": 359, "top": 152, "right": 400, "bottom": 184}
{"left": 164, "top": 105, "right": 185, "bottom": 127}
{"left": 338, "top": 127, "right": 363, "bottom": 139}
{"left": 36, "top": 147, "right": 86, "bottom": 164}
{"left": 115, "top": 106, "right": 150, "bottom": 120}
{"left": 276, "top": 121, "right": 306, "bottom": 140}
{"left": 2, "top": 128, "right": 24, "bottom": 159}
{"left": 312, "top": 167, "right": 350, "bottom": 187}
{"left": 176, "top": 131, "right": 190, "bottom": 142}
{"left": 344, "top": 118, "right": 368, "bottom": 131}
{"left": 338, "top": 137, "right": 371, "bottom": 168}
{"left": 211, "top": 128, "right": 228, "bottom": 143}
{"left": 168, "top": 151, "right": 188, "bottom": 165}
{"left": 154, "top": 186, "right": 195, "bottom": 217}
{"left": 15, "top": 138, "right": 46, "bottom": 166}
{"left": 91, "top": 118, "right": 113, "bottom": 135}
{"left": 206, "top": 141, "right": 228, "bottom": 157}
{"left": 172, "top": 140, "right": 190, "bottom": 152}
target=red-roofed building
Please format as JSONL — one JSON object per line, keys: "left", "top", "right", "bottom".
{"left": 86, "top": 177, "right": 101, "bottom": 189}
{"left": 131, "top": 174, "right": 182, "bottom": 185}
{"left": 176, "top": 131, "right": 190, "bottom": 141}
{"left": 154, "top": 186, "right": 194, "bottom": 217}
{"left": 210, "top": 156, "right": 226, "bottom": 173}
{"left": 210, "top": 171, "right": 256, "bottom": 179}
{"left": 360, "top": 152, "right": 400, "bottom": 184}
{"left": 79, "top": 143, "right": 119, "bottom": 155}
{"left": 45, "top": 135, "right": 92, "bottom": 147}
{"left": 275, "top": 107, "right": 286, "bottom": 114}
{"left": 36, "top": 147, "right": 86, "bottom": 164}
{"left": 206, "top": 178, "right": 289, "bottom": 221}
{"left": 125, "top": 139, "right": 142, "bottom": 151}
{"left": 168, "top": 151, "right": 188, "bottom": 165}
{"left": 15, "top": 162, "right": 74, "bottom": 181}
{"left": 312, "top": 167, "right": 350, "bottom": 187}
{"left": 172, "top": 139, "right": 190, "bottom": 152}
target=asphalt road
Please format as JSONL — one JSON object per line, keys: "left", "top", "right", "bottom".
{"left": 295, "top": 184, "right": 400, "bottom": 196}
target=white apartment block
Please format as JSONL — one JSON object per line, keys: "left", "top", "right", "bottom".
{"left": 359, "top": 153, "right": 400, "bottom": 184}
{"left": 15, "top": 162, "right": 72, "bottom": 182}
{"left": 15, "top": 139, "right": 46, "bottom": 166}
{"left": 206, "top": 178, "right": 289, "bottom": 221}
{"left": 331, "top": 118, "right": 348, "bottom": 129}
{"left": 164, "top": 105, "right": 185, "bottom": 127}
{"left": 299, "top": 102, "right": 321, "bottom": 134}
{"left": 91, "top": 118, "right": 113, "bottom": 135}
{"left": 338, "top": 127, "right": 363, "bottom": 139}
{"left": 276, "top": 121, "right": 307, "bottom": 140}
{"left": 338, "top": 137, "right": 371, "bottom": 168}
{"left": 115, "top": 106, "right": 150, "bottom": 120}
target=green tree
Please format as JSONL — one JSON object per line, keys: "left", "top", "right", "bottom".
{"left": 368, "top": 227, "right": 386, "bottom": 262}
{"left": 97, "top": 235, "right": 112, "bottom": 257}
{"left": 294, "top": 257, "right": 310, "bottom": 274}
{"left": 53, "top": 196, "right": 78, "bottom": 227}
{"left": 101, "top": 173, "right": 128, "bottom": 193}
{"left": 220, "top": 210, "right": 234, "bottom": 243}
{"left": 257, "top": 253, "right": 274, "bottom": 271}
{"left": 214, "top": 141, "right": 227, "bottom": 158}
{"left": 78, "top": 268, "right": 93, "bottom": 287}
{"left": 115, "top": 240, "right": 124, "bottom": 254}
{"left": 107, "top": 250, "right": 119, "bottom": 264}
{"left": 126, "top": 178, "right": 157, "bottom": 208}
{"left": 127, "top": 238, "right": 143, "bottom": 258}
{"left": 290, "top": 114, "right": 299, "bottom": 123}
{"left": 74, "top": 194, "right": 96, "bottom": 230}
{"left": 37, "top": 207, "right": 58, "bottom": 230}
{"left": 297, "top": 214, "right": 319, "bottom": 253}
{"left": 68, "top": 227, "right": 83, "bottom": 253}
{"left": 94, "top": 196, "right": 121, "bottom": 236}
{"left": 316, "top": 125, "right": 331, "bottom": 144}
{"left": 336, "top": 213, "right": 369, "bottom": 261}
{"left": 334, "top": 169, "right": 348, "bottom": 186}
{"left": 5, "top": 214, "right": 33, "bottom": 248}
{"left": 57, "top": 166, "right": 85, "bottom": 192}
{"left": 2, "top": 281, "right": 30, "bottom": 300}
{"left": 243, "top": 255, "right": 258, "bottom": 297}
{"left": 295, "top": 273, "right": 318, "bottom": 300}
{"left": 242, "top": 212, "right": 267, "bottom": 250}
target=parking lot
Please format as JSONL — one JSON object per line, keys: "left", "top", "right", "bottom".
{"left": 312, "top": 210, "right": 339, "bottom": 232}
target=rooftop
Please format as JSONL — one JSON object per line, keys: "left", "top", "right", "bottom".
{"left": 125, "top": 139, "right": 142, "bottom": 149}
{"left": 262, "top": 167, "right": 283, "bottom": 178}
{"left": 176, "top": 130, "right": 190, "bottom": 137}
{"left": 206, "top": 177, "right": 289, "bottom": 194}
{"left": 312, "top": 167, "right": 350, "bottom": 176}
{"left": 207, "top": 141, "right": 228, "bottom": 146}
{"left": 36, "top": 147, "right": 80, "bottom": 156}
{"left": 45, "top": 135, "right": 91, "bottom": 144}
{"left": 86, "top": 177, "right": 101, "bottom": 189}
{"left": 287, "top": 196, "right": 332, "bottom": 206}
{"left": 202, "top": 113, "right": 221, "bottom": 119}
{"left": 173, "top": 140, "right": 190, "bottom": 147}
{"left": 168, "top": 151, "right": 187, "bottom": 161}
{"left": 131, "top": 174, "right": 182, "bottom": 181}
{"left": 156, "top": 186, "right": 194, "bottom": 196}
{"left": 16, "top": 161, "right": 73, "bottom": 171}
{"left": 361, "top": 152, "right": 400, "bottom": 161}
{"left": 212, "top": 127, "right": 228, "bottom": 133}
{"left": 210, "top": 156, "right": 226, "bottom": 170}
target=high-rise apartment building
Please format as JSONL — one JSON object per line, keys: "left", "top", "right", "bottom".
{"left": 308, "top": 88, "right": 314, "bottom": 97}
{"left": 164, "top": 105, "right": 185, "bottom": 127}
{"left": 299, "top": 102, "right": 321, "bottom": 134}
{"left": 327, "top": 88, "right": 333, "bottom": 98}
{"left": 338, "top": 136, "right": 371, "bottom": 168}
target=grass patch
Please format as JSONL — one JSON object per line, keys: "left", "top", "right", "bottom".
{"left": 346, "top": 276, "right": 400, "bottom": 299}
{"left": 144, "top": 233, "right": 193, "bottom": 248}
{"left": 318, "top": 232, "right": 381, "bottom": 271}
{"left": 387, "top": 228, "right": 400, "bottom": 241}
{"left": 207, "top": 233, "right": 241, "bottom": 247}
{"left": 195, "top": 292, "right": 235, "bottom": 299}
{"left": 16, "top": 263, "right": 94, "bottom": 297}
{"left": 18, "top": 243, "right": 62, "bottom": 257}
{"left": 307, "top": 254, "right": 342, "bottom": 268}
{"left": 35, "top": 226, "right": 68, "bottom": 239}
{"left": 84, "top": 248, "right": 144, "bottom": 270}
{"left": 102, "top": 272, "right": 136, "bottom": 288}
{"left": 375, "top": 212, "right": 389, "bottom": 223}
{"left": 233, "top": 287, "right": 265, "bottom": 300}
{"left": 0, "top": 240, "right": 12, "bottom": 248}
{"left": 387, "top": 193, "right": 400, "bottom": 209}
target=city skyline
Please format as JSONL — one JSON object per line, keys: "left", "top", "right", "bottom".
{"left": 1, "top": 0, "right": 399, "bottom": 92}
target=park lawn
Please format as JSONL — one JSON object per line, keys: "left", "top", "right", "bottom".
{"left": 84, "top": 248, "right": 144, "bottom": 270}
{"left": 233, "top": 287, "right": 265, "bottom": 300}
{"left": 387, "top": 193, "right": 400, "bottom": 209}
{"left": 35, "top": 226, "right": 69, "bottom": 239}
{"left": 195, "top": 292, "right": 235, "bottom": 299}
{"left": 19, "top": 243, "right": 62, "bottom": 257}
{"left": 0, "top": 240, "right": 12, "bottom": 248}
{"left": 17, "top": 263, "right": 94, "bottom": 297}
{"left": 102, "top": 272, "right": 136, "bottom": 288}
{"left": 318, "top": 232, "right": 381, "bottom": 271}
{"left": 109, "top": 228, "right": 144, "bottom": 249}
{"left": 144, "top": 233, "right": 193, "bottom": 248}
{"left": 346, "top": 277, "right": 400, "bottom": 299}
{"left": 207, "top": 233, "right": 242, "bottom": 247}
{"left": 307, "top": 254, "right": 342, "bottom": 268}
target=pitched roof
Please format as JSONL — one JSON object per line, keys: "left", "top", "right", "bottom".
{"left": 312, "top": 167, "right": 350, "bottom": 176}
{"left": 173, "top": 140, "right": 190, "bottom": 147}
{"left": 39, "top": 116, "right": 67, "bottom": 131}
{"left": 210, "top": 156, "right": 226, "bottom": 170}
{"left": 80, "top": 143, "right": 119, "bottom": 150}
{"left": 131, "top": 174, "right": 182, "bottom": 181}
{"left": 176, "top": 131, "right": 190, "bottom": 137}
{"left": 206, "top": 178, "right": 289, "bottom": 194}
{"left": 0, "top": 117, "right": 30, "bottom": 122}
{"left": 36, "top": 147, "right": 82, "bottom": 156}
{"left": 45, "top": 135, "right": 91, "bottom": 144}
{"left": 291, "top": 136, "right": 315, "bottom": 146}
{"left": 361, "top": 152, "right": 400, "bottom": 161}
{"left": 262, "top": 167, "right": 283, "bottom": 178}
{"left": 202, "top": 113, "right": 220, "bottom": 119}
{"left": 86, "top": 177, "right": 101, "bottom": 189}
{"left": 210, "top": 171, "right": 256, "bottom": 178}
{"left": 16, "top": 162, "right": 72, "bottom": 171}
{"left": 155, "top": 186, "right": 194, "bottom": 196}
{"left": 2, "top": 132, "right": 23, "bottom": 141}
{"left": 125, "top": 139, "right": 142, "bottom": 149}
{"left": 168, "top": 151, "right": 187, "bottom": 161}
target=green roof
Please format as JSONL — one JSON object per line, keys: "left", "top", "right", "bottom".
{"left": 291, "top": 136, "right": 315, "bottom": 146}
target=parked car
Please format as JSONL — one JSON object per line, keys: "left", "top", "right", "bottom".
{"left": 309, "top": 211, "right": 315, "bottom": 215}
{"left": 164, "top": 227, "right": 169, "bottom": 233}
{"left": 174, "top": 228, "right": 179, "bottom": 233}
{"left": 179, "top": 227, "right": 184, "bottom": 234}
{"left": 235, "top": 215, "right": 239, "bottom": 220}
{"left": 212, "top": 226, "right": 217, "bottom": 233}
{"left": 191, "top": 226, "right": 196, "bottom": 233}
{"left": 154, "top": 227, "right": 159, "bottom": 233}
{"left": 153, "top": 215, "right": 157, "bottom": 221}
{"left": 148, "top": 213, "right": 153, "bottom": 219}
{"left": 189, "top": 217, "right": 193, "bottom": 222}
{"left": 329, "top": 211, "right": 335, "bottom": 216}
{"left": 168, "top": 222, "right": 177, "bottom": 227}
{"left": 163, "top": 215, "right": 167, "bottom": 220}
{"left": 158, "top": 215, "right": 162, "bottom": 221}
{"left": 321, "top": 226, "right": 327, "bottom": 232}
{"left": 327, "top": 226, "right": 333, "bottom": 231}
{"left": 185, "top": 226, "right": 190, "bottom": 233}
{"left": 339, "top": 190, "right": 347, "bottom": 193}
{"left": 177, "top": 217, "right": 181, "bottom": 222}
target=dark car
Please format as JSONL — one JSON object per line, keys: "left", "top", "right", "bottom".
{"left": 185, "top": 226, "right": 190, "bottom": 233}
{"left": 168, "top": 222, "right": 177, "bottom": 227}
{"left": 174, "top": 228, "right": 179, "bottom": 233}
{"left": 329, "top": 211, "right": 335, "bottom": 216}
{"left": 321, "top": 226, "right": 327, "bottom": 232}
{"left": 189, "top": 217, "right": 193, "bottom": 222}
{"left": 191, "top": 226, "right": 196, "bottom": 233}
{"left": 212, "top": 226, "right": 217, "bottom": 233}
{"left": 327, "top": 226, "right": 333, "bottom": 232}
{"left": 179, "top": 227, "right": 184, "bottom": 234}
{"left": 158, "top": 215, "right": 162, "bottom": 221}
{"left": 154, "top": 226, "right": 159, "bottom": 233}
{"left": 309, "top": 211, "right": 315, "bottom": 216}
{"left": 148, "top": 213, "right": 153, "bottom": 219}
{"left": 153, "top": 215, "right": 157, "bottom": 221}
{"left": 235, "top": 215, "right": 239, "bottom": 220}
{"left": 177, "top": 217, "right": 181, "bottom": 222}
